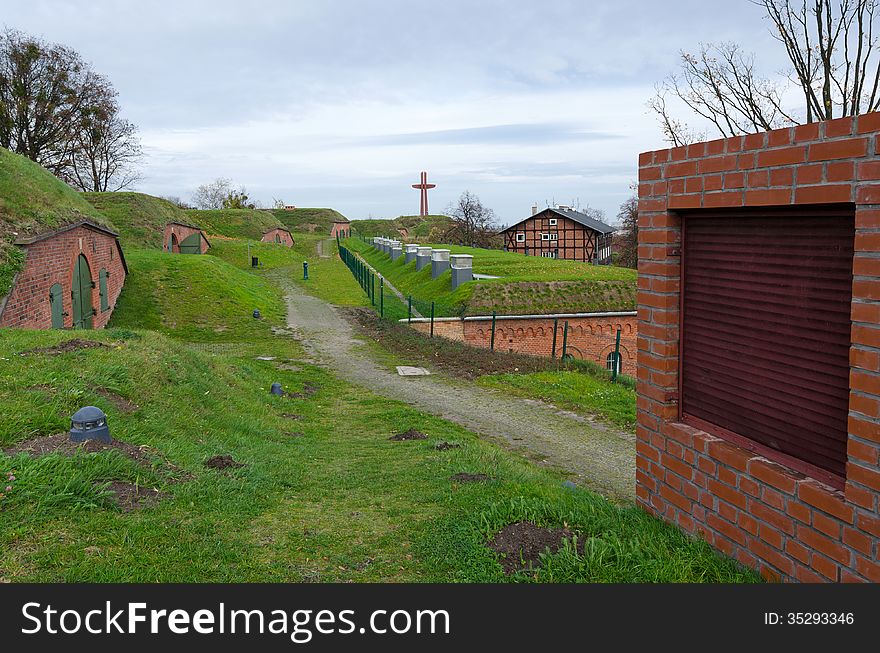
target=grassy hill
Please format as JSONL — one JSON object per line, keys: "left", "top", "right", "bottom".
{"left": 344, "top": 237, "right": 637, "bottom": 316}
{"left": 184, "top": 209, "right": 286, "bottom": 242}
{"left": 0, "top": 147, "right": 113, "bottom": 296}
{"left": 270, "top": 207, "right": 348, "bottom": 234}
{"left": 83, "top": 192, "right": 188, "bottom": 249}
{"left": 350, "top": 214, "right": 453, "bottom": 240}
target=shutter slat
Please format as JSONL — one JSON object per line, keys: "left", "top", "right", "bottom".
{"left": 682, "top": 210, "right": 853, "bottom": 479}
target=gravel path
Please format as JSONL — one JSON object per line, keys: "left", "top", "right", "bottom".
{"left": 276, "top": 277, "right": 636, "bottom": 503}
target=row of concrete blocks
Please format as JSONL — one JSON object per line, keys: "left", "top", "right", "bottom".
{"left": 371, "top": 237, "right": 473, "bottom": 290}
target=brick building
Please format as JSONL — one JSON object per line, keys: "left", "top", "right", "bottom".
{"left": 501, "top": 206, "right": 614, "bottom": 263}
{"left": 163, "top": 222, "right": 210, "bottom": 254}
{"left": 637, "top": 114, "right": 880, "bottom": 582}
{"left": 0, "top": 221, "right": 128, "bottom": 330}
{"left": 330, "top": 220, "right": 351, "bottom": 238}
{"left": 261, "top": 227, "right": 294, "bottom": 247}
{"left": 408, "top": 312, "right": 637, "bottom": 375}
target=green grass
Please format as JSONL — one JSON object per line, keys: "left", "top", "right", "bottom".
{"left": 108, "top": 249, "right": 286, "bottom": 342}
{"left": 350, "top": 214, "right": 453, "bottom": 239}
{"left": 479, "top": 371, "right": 637, "bottom": 430}
{"left": 184, "top": 209, "right": 286, "bottom": 242}
{"left": 0, "top": 147, "right": 112, "bottom": 296}
{"left": 0, "top": 327, "right": 756, "bottom": 582}
{"left": 270, "top": 207, "right": 348, "bottom": 234}
{"left": 342, "top": 237, "right": 637, "bottom": 316}
{"left": 82, "top": 192, "right": 188, "bottom": 249}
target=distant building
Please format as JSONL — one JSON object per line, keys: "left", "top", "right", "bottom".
{"left": 330, "top": 220, "right": 351, "bottom": 238}
{"left": 163, "top": 222, "right": 210, "bottom": 254}
{"left": 501, "top": 206, "right": 615, "bottom": 263}
{"left": 261, "top": 227, "right": 294, "bottom": 247}
{"left": 284, "top": 205, "right": 296, "bottom": 210}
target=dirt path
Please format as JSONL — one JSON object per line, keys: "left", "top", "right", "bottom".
{"left": 276, "top": 277, "right": 636, "bottom": 503}
{"left": 316, "top": 238, "right": 334, "bottom": 258}
{"left": 351, "top": 252, "right": 423, "bottom": 318}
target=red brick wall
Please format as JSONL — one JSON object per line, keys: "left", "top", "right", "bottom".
{"left": 261, "top": 229, "right": 294, "bottom": 247}
{"left": 163, "top": 223, "right": 209, "bottom": 254}
{"left": 330, "top": 222, "right": 351, "bottom": 237}
{"left": 409, "top": 314, "right": 637, "bottom": 375}
{"left": 637, "top": 114, "right": 880, "bottom": 582}
{"left": 0, "top": 225, "right": 126, "bottom": 330}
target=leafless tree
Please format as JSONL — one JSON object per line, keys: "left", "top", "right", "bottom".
{"left": 63, "top": 91, "right": 142, "bottom": 192}
{"left": 616, "top": 193, "right": 638, "bottom": 269}
{"left": 443, "top": 191, "right": 500, "bottom": 248}
{"left": 192, "top": 178, "right": 232, "bottom": 209}
{"left": 651, "top": 1, "right": 880, "bottom": 143}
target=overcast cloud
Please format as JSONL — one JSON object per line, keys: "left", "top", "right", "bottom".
{"left": 3, "top": 0, "right": 792, "bottom": 224}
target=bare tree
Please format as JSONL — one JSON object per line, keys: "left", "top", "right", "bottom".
{"left": 192, "top": 178, "right": 232, "bottom": 209}
{"left": 616, "top": 193, "right": 638, "bottom": 269}
{"left": 652, "top": 1, "right": 880, "bottom": 143}
{"left": 63, "top": 91, "right": 142, "bottom": 192}
{"left": 443, "top": 191, "right": 500, "bottom": 248}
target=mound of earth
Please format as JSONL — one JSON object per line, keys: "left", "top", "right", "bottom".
{"left": 487, "top": 521, "right": 584, "bottom": 574}
{"left": 4, "top": 433, "right": 152, "bottom": 466}
{"left": 97, "top": 480, "right": 163, "bottom": 512}
{"left": 389, "top": 429, "right": 427, "bottom": 441}
{"left": 19, "top": 339, "right": 109, "bottom": 356}
{"left": 204, "top": 455, "right": 245, "bottom": 469}
{"left": 435, "top": 442, "right": 461, "bottom": 451}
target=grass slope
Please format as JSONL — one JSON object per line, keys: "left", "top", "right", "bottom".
{"left": 271, "top": 208, "right": 348, "bottom": 234}
{"left": 184, "top": 209, "right": 285, "bottom": 242}
{"left": 0, "top": 327, "right": 756, "bottom": 582}
{"left": 0, "top": 147, "right": 111, "bottom": 296}
{"left": 82, "top": 192, "right": 188, "bottom": 249}
{"left": 344, "top": 237, "right": 637, "bottom": 316}
{"left": 109, "top": 249, "right": 286, "bottom": 342}
{"left": 350, "top": 214, "right": 452, "bottom": 239}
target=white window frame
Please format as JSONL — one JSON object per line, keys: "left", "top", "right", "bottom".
{"left": 606, "top": 351, "right": 622, "bottom": 374}
{"left": 515, "top": 233, "right": 525, "bottom": 243}
{"left": 548, "top": 218, "right": 557, "bottom": 226}
{"left": 541, "top": 251, "right": 557, "bottom": 258}
{"left": 541, "top": 233, "right": 558, "bottom": 241}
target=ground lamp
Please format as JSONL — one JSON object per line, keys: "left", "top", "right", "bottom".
{"left": 70, "top": 406, "right": 111, "bottom": 443}
{"left": 253, "top": 309, "right": 261, "bottom": 319}
{"left": 270, "top": 382, "right": 283, "bottom": 396}
{"left": 303, "top": 261, "right": 309, "bottom": 280}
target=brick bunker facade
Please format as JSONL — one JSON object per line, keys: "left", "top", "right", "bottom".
{"left": 261, "top": 228, "right": 294, "bottom": 247}
{"left": 638, "top": 114, "right": 880, "bottom": 582}
{"left": 409, "top": 313, "right": 637, "bottom": 375}
{"left": 0, "top": 223, "right": 127, "bottom": 329}
{"left": 330, "top": 221, "right": 350, "bottom": 237}
{"left": 163, "top": 223, "right": 209, "bottom": 253}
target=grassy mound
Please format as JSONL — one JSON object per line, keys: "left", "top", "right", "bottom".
{"left": 109, "top": 248, "right": 285, "bottom": 342}
{"left": 82, "top": 192, "right": 188, "bottom": 249}
{"left": 0, "top": 147, "right": 112, "bottom": 296}
{"left": 184, "top": 209, "right": 285, "bottom": 241}
{"left": 271, "top": 207, "right": 348, "bottom": 234}
{"left": 343, "top": 237, "right": 637, "bottom": 316}
{"left": 350, "top": 214, "right": 452, "bottom": 240}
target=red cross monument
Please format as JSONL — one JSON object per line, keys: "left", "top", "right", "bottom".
{"left": 411, "top": 171, "right": 436, "bottom": 216}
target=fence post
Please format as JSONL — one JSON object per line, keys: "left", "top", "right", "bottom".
{"left": 490, "top": 311, "right": 496, "bottom": 351}
{"left": 371, "top": 273, "right": 375, "bottom": 306}
{"left": 562, "top": 320, "right": 569, "bottom": 359}
{"left": 380, "top": 278, "right": 384, "bottom": 318}
{"left": 408, "top": 296, "right": 412, "bottom": 323}
{"left": 430, "top": 302, "right": 435, "bottom": 338}
{"left": 611, "top": 327, "right": 621, "bottom": 382}
{"left": 551, "top": 317, "right": 558, "bottom": 359}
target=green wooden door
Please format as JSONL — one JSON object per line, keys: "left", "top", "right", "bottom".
{"left": 49, "top": 283, "right": 64, "bottom": 329}
{"left": 168, "top": 234, "right": 174, "bottom": 251}
{"left": 179, "top": 233, "right": 202, "bottom": 254}
{"left": 71, "top": 254, "right": 94, "bottom": 329}
{"left": 275, "top": 234, "right": 281, "bottom": 243}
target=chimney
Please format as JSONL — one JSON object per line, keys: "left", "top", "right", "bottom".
{"left": 531, "top": 204, "right": 538, "bottom": 215}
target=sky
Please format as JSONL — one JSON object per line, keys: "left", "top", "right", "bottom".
{"left": 3, "top": 0, "right": 793, "bottom": 226}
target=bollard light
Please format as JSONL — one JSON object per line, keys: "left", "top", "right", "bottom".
{"left": 70, "top": 406, "right": 111, "bottom": 443}
{"left": 303, "top": 261, "right": 309, "bottom": 280}
{"left": 270, "top": 382, "right": 283, "bottom": 396}
{"left": 253, "top": 309, "right": 261, "bottom": 319}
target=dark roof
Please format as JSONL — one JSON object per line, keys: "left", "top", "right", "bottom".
{"left": 503, "top": 207, "right": 616, "bottom": 235}
{"left": 166, "top": 220, "right": 204, "bottom": 231}
{"left": 264, "top": 226, "right": 292, "bottom": 234}
{"left": 13, "top": 220, "right": 128, "bottom": 274}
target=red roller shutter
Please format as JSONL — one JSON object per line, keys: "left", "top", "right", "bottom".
{"left": 681, "top": 206, "right": 854, "bottom": 486}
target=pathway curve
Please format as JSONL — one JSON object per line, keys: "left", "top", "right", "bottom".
{"left": 274, "top": 275, "right": 636, "bottom": 503}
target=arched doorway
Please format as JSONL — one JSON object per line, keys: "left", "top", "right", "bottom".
{"left": 71, "top": 254, "right": 94, "bottom": 329}
{"left": 275, "top": 233, "right": 281, "bottom": 244}
{"left": 168, "top": 232, "right": 179, "bottom": 252}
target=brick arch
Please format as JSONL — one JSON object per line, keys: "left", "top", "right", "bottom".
{"left": 526, "top": 327, "right": 535, "bottom": 337}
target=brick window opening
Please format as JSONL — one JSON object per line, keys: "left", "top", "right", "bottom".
{"left": 606, "top": 351, "right": 621, "bottom": 374}
{"left": 680, "top": 206, "right": 855, "bottom": 487}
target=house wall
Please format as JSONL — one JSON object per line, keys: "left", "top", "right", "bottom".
{"left": 408, "top": 313, "right": 637, "bottom": 375}
{"left": 0, "top": 225, "right": 126, "bottom": 329}
{"left": 261, "top": 228, "right": 294, "bottom": 247}
{"left": 637, "top": 114, "right": 880, "bottom": 582}
{"left": 163, "top": 223, "right": 209, "bottom": 254}
{"left": 330, "top": 222, "right": 351, "bottom": 237}
{"left": 502, "top": 210, "right": 611, "bottom": 262}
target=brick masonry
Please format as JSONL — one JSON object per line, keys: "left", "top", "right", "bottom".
{"left": 638, "top": 113, "right": 880, "bottom": 582}
{"left": 408, "top": 313, "right": 637, "bottom": 375}
{"left": 163, "top": 223, "right": 209, "bottom": 254}
{"left": 261, "top": 228, "right": 295, "bottom": 247}
{"left": 330, "top": 221, "right": 351, "bottom": 237}
{"left": 0, "top": 224, "right": 127, "bottom": 330}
